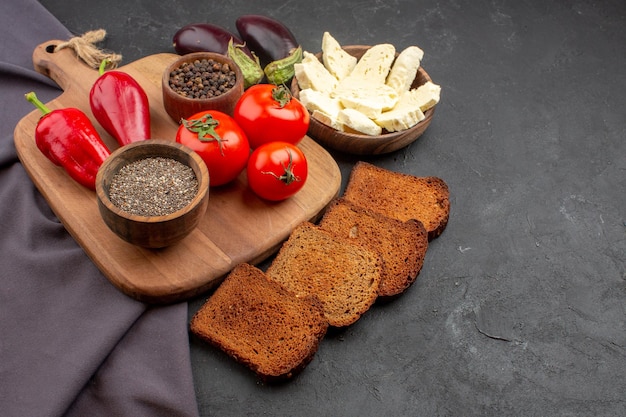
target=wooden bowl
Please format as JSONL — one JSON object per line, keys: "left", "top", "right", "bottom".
{"left": 96, "top": 139, "right": 210, "bottom": 248}
{"left": 290, "top": 45, "right": 436, "bottom": 155}
{"left": 162, "top": 52, "right": 244, "bottom": 123}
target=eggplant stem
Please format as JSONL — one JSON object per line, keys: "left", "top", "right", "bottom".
{"left": 264, "top": 46, "right": 302, "bottom": 85}
{"left": 227, "top": 39, "right": 264, "bottom": 89}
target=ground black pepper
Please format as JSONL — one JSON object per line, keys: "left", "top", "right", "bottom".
{"left": 169, "top": 58, "right": 237, "bottom": 99}
{"left": 109, "top": 157, "right": 199, "bottom": 217}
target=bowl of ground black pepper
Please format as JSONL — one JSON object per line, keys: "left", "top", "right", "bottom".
{"left": 96, "top": 139, "right": 210, "bottom": 248}
{"left": 162, "top": 52, "right": 244, "bottom": 123}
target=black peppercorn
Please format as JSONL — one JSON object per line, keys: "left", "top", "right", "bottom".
{"left": 169, "top": 58, "right": 237, "bottom": 99}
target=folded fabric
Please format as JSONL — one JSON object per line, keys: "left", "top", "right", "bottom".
{"left": 0, "top": 1, "right": 200, "bottom": 416}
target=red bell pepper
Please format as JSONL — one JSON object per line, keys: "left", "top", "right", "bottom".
{"left": 25, "top": 92, "right": 111, "bottom": 190}
{"left": 89, "top": 60, "right": 151, "bottom": 146}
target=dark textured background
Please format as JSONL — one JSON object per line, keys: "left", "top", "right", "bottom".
{"left": 37, "top": 1, "right": 626, "bottom": 415}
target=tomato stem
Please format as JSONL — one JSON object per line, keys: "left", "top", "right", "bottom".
{"left": 181, "top": 114, "right": 226, "bottom": 155}
{"left": 262, "top": 147, "right": 299, "bottom": 185}
{"left": 271, "top": 84, "right": 292, "bottom": 108}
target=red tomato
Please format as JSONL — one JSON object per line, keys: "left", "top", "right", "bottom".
{"left": 233, "top": 84, "right": 310, "bottom": 149}
{"left": 176, "top": 110, "right": 250, "bottom": 186}
{"left": 246, "top": 142, "right": 308, "bottom": 201}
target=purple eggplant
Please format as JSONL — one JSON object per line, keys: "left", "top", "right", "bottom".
{"left": 236, "top": 15, "right": 302, "bottom": 85}
{"left": 173, "top": 23, "right": 249, "bottom": 57}
{"left": 173, "top": 23, "right": 263, "bottom": 88}
{"left": 236, "top": 15, "right": 298, "bottom": 65}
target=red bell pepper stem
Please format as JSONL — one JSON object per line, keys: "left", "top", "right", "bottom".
{"left": 98, "top": 59, "right": 108, "bottom": 75}
{"left": 26, "top": 91, "right": 52, "bottom": 114}
{"left": 89, "top": 60, "right": 151, "bottom": 146}
{"left": 26, "top": 92, "right": 111, "bottom": 190}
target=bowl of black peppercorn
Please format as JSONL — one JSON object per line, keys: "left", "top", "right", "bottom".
{"left": 162, "top": 52, "right": 244, "bottom": 123}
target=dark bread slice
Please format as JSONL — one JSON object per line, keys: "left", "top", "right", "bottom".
{"left": 266, "top": 222, "right": 382, "bottom": 327}
{"left": 343, "top": 161, "right": 450, "bottom": 240}
{"left": 319, "top": 198, "right": 428, "bottom": 298}
{"left": 189, "top": 263, "right": 328, "bottom": 382}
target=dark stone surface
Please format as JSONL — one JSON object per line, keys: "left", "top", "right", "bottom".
{"left": 37, "top": 0, "right": 626, "bottom": 415}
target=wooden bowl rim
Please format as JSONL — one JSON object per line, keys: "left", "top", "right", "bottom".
{"left": 96, "top": 139, "right": 209, "bottom": 223}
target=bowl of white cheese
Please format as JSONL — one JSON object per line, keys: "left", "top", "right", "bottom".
{"left": 290, "top": 41, "right": 440, "bottom": 155}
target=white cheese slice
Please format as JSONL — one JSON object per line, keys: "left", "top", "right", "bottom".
{"left": 374, "top": 90, "right": 426, "bottom": 132}
{"left": 321, "top": 32, "right": 357, "bottom": 80}
{"left": 338, "top": 108, "right": 383, "bottom": 136}
{"left": 408, "top": 81, "right": 441, "bottom": 112}
{"left": 298, "top": 88, "right": 343, "bottom": 120}
{"left": 333, "top": 78, "right": 399, "bottom": 118}
{"left": 311, "top": 109, "right": 344, "bottom": 131}
{"left": 294, "top": 51, "right": 338, "bottom": 94}
{"left": 386, "top": 45, "right": 424, "bottom": 95}
{"left": 345, "top": 43, "right": 396, "bottom": 84}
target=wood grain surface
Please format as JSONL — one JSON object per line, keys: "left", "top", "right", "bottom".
{"left": 13, "top": 40, "right": 341, "bottom": 303}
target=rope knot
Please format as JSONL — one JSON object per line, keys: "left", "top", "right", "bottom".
{"left": 54, "top": 29, "right": 122, "bottom": 70}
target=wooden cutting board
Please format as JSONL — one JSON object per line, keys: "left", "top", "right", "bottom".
{"left": 14, "top": 40, "right": 341, "bottom": 304}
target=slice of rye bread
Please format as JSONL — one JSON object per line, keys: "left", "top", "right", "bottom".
{"left": 343, "top": 161, "right": 450, "bottom": 240}
{"left": 266, "top": 221, "right": 382, "bottom": 327}
{"left": 190, "top": 263, "right": 328, "bottom": 382}
{"left": 319, "top": 198, "right": 428, "bottom": 298}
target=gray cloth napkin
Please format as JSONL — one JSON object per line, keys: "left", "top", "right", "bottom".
{"left": 0, "top": 1, "right": 200, "bottom": 416}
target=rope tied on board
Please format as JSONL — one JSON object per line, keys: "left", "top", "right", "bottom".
{"left": 54, "top": 29, "right": 122, "bottom": 70}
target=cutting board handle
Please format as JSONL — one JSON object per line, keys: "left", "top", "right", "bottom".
{"left": 32, "top": 40, "right": 99, "bottom": 93}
